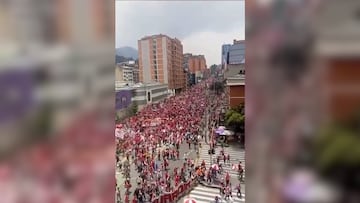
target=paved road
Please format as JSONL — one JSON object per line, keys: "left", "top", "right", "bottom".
{"left": 185, "top": 142, "right": 246, "bottom": 203}
{"left": 187, "top": 185, "right": 245, "bottom": 203}
{"left": 115, "top": 140, "right": 198, "bottom": 201}
{"left": 199, "top": 143, "right": 245, "bottom": 179}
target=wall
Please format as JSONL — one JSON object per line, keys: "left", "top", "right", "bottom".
{"left": 326, "top": 59, "right": 360, "bottom": 121}
{"left": 188, "top": 55, "right": 206, "bottom": 74}
{"left": 229, "top": 42, "right": 245, "bottom": 64}
{"left": 139, "top": 40, "right": 151, "bottom": 83}
{"left": 222, "top": 44, "right": 231, "bottom": 64}
{"left": 229, "top": 85, "right": 245, "bottom": 108}
{"left": 115, "top": 65, "right": 123, "bottom": 81}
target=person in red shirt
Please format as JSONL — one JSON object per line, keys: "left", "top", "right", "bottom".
{"left": 201, "top": 160, "right": 206, "bottom": 168}
{"left": 165, "top": 171, "right": 169, "bottom": 181}
{"left": 175, "top": 175, "right": 180, "bottom": 187}
{"left": 125, "top": 194, "right": 130, "bottom": 203}
{"left": 225, "top": 172, "right": 230, "bottom": 186}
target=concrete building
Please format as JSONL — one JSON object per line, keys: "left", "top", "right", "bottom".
{"left": 224, "top": 64, "right": 245, "bottom": 107}
{"left": 221, "top": 44, "right": 231, "bottom": 65}
{"left": 115, "top": 64, "right": 134, "bottom": 85}
{"left": 188, "top": 55, "right": 207, "bottom": 74}
{"left": 183, "top": 53, "right": 207, "bottom": 85}
{"left": 314, "top": 0, "right": 360, "bottom": 122}
{"left": 133, "top": 66, "right": 140, "bottom": 84}
{"left": 229, "top": 39, "right": 245, "bottom": 64}
{"left": 115, "top": 61, "right": 139, "bottom": 86}
{"left": 115, "top": 83, "right": 170, "bottom": 118}
{"left": 227, "top": 74, "right": 245, "bottom": 108}
{"left": 183, "top": 53, "right": 191, "bottom": 89}
{"left": 138, "top": 34, "right": 185, "bottom": 94}
{"left": 224, "top": 64, "right": 245, "bottom": 78}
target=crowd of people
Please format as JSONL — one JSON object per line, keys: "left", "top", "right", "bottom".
{"left": 115, "top": 77, "right": 246, "bottom": 203}
{"left": 115, "top": 81, "right": 212, "bottom": 202}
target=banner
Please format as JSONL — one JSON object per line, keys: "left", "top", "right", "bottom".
{"left": 152, "top": 178, "right": 197, "bottom": 203}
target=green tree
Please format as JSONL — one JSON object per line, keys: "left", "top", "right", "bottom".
{"left": 312, "top": 111, "right": 360, "bottom": 194}
{"left": 225, "top": 103, "right": 245, "bottom": 132}
{"left": 130, "top": 103, "right": 138, "bottom": 115}
{"left": 115, "top": 113, "right": 121, "bottom": 123}
{"left": 125, "top": 102, "right": 138, "bottom": 118}
{"left": 210, "top": 64, "right": 217, "bottom": 75}
{"left": 29, "top": 102, "right": 53, "bottom": 140}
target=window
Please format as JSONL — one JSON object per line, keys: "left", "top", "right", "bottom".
{"left": 147, "top": 92, "right": 151, "bottom": 102}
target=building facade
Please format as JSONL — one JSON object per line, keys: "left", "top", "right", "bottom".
{"left": 115, "top": 83, "right": 170, "bottom": 116}
{"left": 187, "top": 55, "right": 207, "bottom": 74}
{"left": 115, "top": 61, "right": 139, "bottom": 85}
{"left": 115, "top": 64, "right": 134, "bottom": 85}
{"left": 183, "top": 53, "right": 207, "bottom": 85}
{"left": 222, "top": 39, "right": 245, "bottom": 66}
{"left": 222, "top": 44, "right": 231, "bottom": 65}
{"left": 138, "top": 34, "right": 185, "bottom": 93}
{"left": 315, "top": 0, "right": 360, "bottom": 122}
{"left": 223, "top": 64, "right": 245, "bottom": 108}
{"left": 229, "top": 40, "right": 245, "bottom": 64}
{"left": 227, "top": 75, "right": 245, "bottom": 108}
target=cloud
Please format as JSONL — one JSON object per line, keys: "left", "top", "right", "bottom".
{"left": 116, "top": 1, "right": 245, "bottom": 48}
{"left": 182, "top": 28, "right": 244, "bottom": 66}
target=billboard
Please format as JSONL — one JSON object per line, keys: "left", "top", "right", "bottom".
{"left": 115, "top": 89, "right": 132, "bottom": 110}
{"left": 0, "top": 69, "right": 34, "bottom": 123}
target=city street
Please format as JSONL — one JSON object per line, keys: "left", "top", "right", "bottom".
{"left": 115, "top": 79, "right": 245, "bottom": 203}
{"left": 179, "top": 98, "right": 246, "bottom": 203}
{"left": 179, "top": 136, "right": 246, "bottom": 203}
{"left": 116, "top": 140, "right": 198, "bottom": 200}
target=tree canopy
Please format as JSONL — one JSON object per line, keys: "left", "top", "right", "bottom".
{"left": 312, "top": 110, "right": 360, "bottom": 191}
{"left": 225, "top": 103, "right": 245, "bottom": 132}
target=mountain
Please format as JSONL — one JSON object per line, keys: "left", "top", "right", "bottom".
{"left": 116, "top": 46, "right": 138, "bottom": 59}
{"left": 116, "top": 55, "right": 134, "bottom": 64}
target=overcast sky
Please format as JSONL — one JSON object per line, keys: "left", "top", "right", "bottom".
{"left": 116, "top": 1, "right": 245, "bottom": 65}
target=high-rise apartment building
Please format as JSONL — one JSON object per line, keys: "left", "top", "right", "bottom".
{"left": 138, "top": 34, "right": 185, "bottom": 93}
{"left": 186, "top": 54, "right": 207, "bottom": 74}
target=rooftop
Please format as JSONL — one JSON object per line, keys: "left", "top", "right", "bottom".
{"left": 314, "top": 0, "right": 360, "bottom": 57}
{"left": 233, "top": 39, "right": 245, "bottom": 44}
{"left": 224, "top": 64, "right": 245, "bottom": 78}
{"left": 140, "top": 34, "right": 171, "bottom": 41}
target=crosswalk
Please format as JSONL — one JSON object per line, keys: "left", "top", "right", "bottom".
{"left": 188, "top": 185, "right": 245, "bottom": 203}
{"left": 186, "top": 142, "right": 245, "bottom": 203}
{"left": 198, "top": 142, "right": 245, "bottom": 178}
